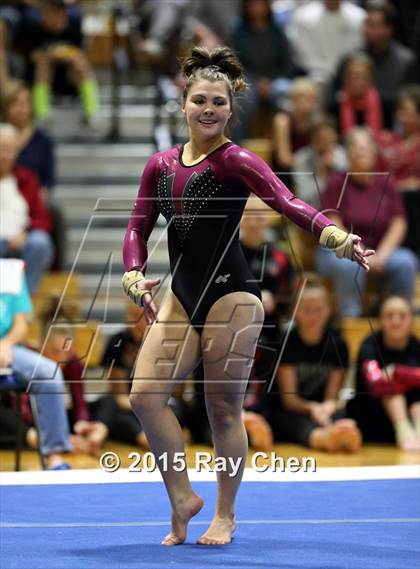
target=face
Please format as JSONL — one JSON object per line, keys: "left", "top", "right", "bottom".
{"left": 43, "top": 332, "right": 73, "bottom": 363}
{"left": 41, "top": 6, "right": 67, "bottom": 32}
{"left": 344, "top": 61, "right": 371, "bottom": 97}
{"left": 324, "top": 0, "right": 341, "bottom": 11}
{"left": 396, "top": 98, "right": 420, "bottom": 134}
{"left": 183, "top": 80, "right": 232, "bottom": 141}
{"left": 5, "top": 89, "right": 32, "bottom": 129}
{"left": 292, "top": 90, "right": 318, "bottom": 116}
{"left": 380, "top": 298, "right": 413, "bottom": 342}
{"left": 347, "top": 132, "right": 377, "bottom": 172}
{"left": 312, "top": 126, "right": 337, "bottom": 154}
{"left": 364, "top": 10, "right": 392, "bottom": 47}
{"left": 245, "top": 0, "right": 271, "bottom": 21}
{"left": 0, "top": 132, "right": 19, "bottom": 177}
{"left": 295, "top": 291, "right": 330, "bottom": 330}
{"left": 241, "top": 199, "right": 274, "bottom": 239}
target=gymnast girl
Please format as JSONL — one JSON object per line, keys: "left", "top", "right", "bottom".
{"left": 122, "top": 46, "right": 375, "bottom": 546}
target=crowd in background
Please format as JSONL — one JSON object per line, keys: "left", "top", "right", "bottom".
{"left": 0, "top": 0, "right": 419, "bottom": 469}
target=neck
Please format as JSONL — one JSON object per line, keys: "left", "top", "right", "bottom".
{"left": 186, "top": 134, "right": 229, "bottom": 160}
{"left": 369, "top": 39, "right": 390, "bottom": 55}
{"left": 350, "top": 172, "right": 372, "bottom": 185}
{"left": 298, "top": 325, "right": 324, "bottom": 345}
{"left": 383, "top": 333, "right": 409, "bottom": 351}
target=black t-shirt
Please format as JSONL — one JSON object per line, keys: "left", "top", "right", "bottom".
{"left": 101, "top": 331, "right": 140, "bottom": 384}
{"left": 355, "top": 331, "right": 420, "bottom": 394}
{"left": 22, "top": 9, "right": 82, "bottom": 54}
{"left": 277, "top": 324, "right": 349, "bottom": 401}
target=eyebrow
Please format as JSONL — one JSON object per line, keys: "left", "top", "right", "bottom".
{"left": 191, "top": 93, "right": 228, "bottom": 99}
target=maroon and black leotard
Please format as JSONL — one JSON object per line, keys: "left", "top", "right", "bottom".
{"left": 123, "top": 141, "right": 333, "bottom": 333}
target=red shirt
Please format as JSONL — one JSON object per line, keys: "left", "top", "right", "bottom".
{"left": 378, "top": 131, "right": 420, "bottom": 185}
{"left": 14, "top": 165, "right": 52, "bottom": 232}
{"left": 321, "top": 171, "right": 406, "bottom": 249}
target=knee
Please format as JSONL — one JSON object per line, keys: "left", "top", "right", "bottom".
{"left": 129, "top": 389, "right": 162, "bottom": 415}
{"left": 388, "top": 249, "right": 418, "bottom": 274}
{"left": 206, "top": 398, "right": 241, "bottom": 432}
{"left": 30, "top": 355, "right": 64, "bottom": 390}
{"left": 25, "top": 230, "right": 53, "bottom": 256}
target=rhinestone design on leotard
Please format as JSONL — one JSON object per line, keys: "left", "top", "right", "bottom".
{"left": 157, "top": 166, "right": 224, "bottom": 245}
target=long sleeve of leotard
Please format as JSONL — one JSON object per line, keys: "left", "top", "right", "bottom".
{"left": 228, "top": 147, "right": 334, "bottom": 239}
{"left": 123, "top": 155, "right": 160, "bottom": 273}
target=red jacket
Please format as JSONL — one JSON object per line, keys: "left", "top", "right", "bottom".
{"left": 13, "top": 165, "right": 52, "bottom": 232}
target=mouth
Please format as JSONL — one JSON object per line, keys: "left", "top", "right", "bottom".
{"left": 199, "top": 119, "right": 217, "bottom": 126}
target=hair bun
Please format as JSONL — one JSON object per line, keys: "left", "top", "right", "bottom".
{"left": 182, "top": 46, "right": 247, "bottom": 93}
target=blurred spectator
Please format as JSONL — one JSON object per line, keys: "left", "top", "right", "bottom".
{"left": 0, "top": 79, "right": 66, "bottom": 268}
{"left": 131, "top": 0, "right": 189, "bottom": 76}
{"left": 287, "top": 0, "right": 365, "bottom": 88}
{"left": 0, "top": 123, "right": 53, "bottom": 294}
{"left": 379, "top": 85, "right": 420, "bottom": 256}
{"left": 293, "top": 114, "right": 347, "bottom": 208}
{"left": 316, "top": 127, "right": 418, "bottom": 317}
{"left": 230, "top": 0, "right": 296, "bottom": 142}
{"left": 34, "top": 302, "right": 109, "bottom": 455}
{"left": 272, "top": 77, "right": 320, "bottom": 177}
{"left": 347, "top": 296, "right": 420, "bottom": 451}
{"left": 261, "top": 280, "right": 361, "bottom": 452}
{"left": 1, "top": 80, "right": 55, "bottom": 198}
{"left": 240, "top": 196, "right": 293, "bottom": 336}
{"left": 0, "top": 260, "right": 72, "bottom": 469}
{"left": 332, "top": 0, "right": 418, "bottom": 129}
{"left": 101, "top": 303, "right": 190, "bottom": 448}
{"left": 332, "top": 53, "right": 383, "bottom": 138}
{"left": 187, "top": 0, "right": 241, "bottom": 46}
{"left": 21, "top": 0, "right": 98, "bottom": 121}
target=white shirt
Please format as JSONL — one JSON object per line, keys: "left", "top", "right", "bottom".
{"left": 287, "top": 1, "right": 365, "bottom": 84}
{"left": 0, "top": 175, "right": 29, "bottom": 239}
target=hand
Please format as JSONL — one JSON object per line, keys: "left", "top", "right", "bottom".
{"left": 134, "top": 277, "right": 161, "bottom": 326}
{"left": 350, "top": 235, "right": 375, "bottom": 271}
{"left": 309, "top": 401, "right": 336, "bottom": 427}
{"left": 8, "top": 231, "right": 27, "bottom": 252}
{"left": 0, "top": 339, "right": 13, "bottom": 368}
{"left": 122, "top": 270, "right": 161, "bottom": 325}
{"left": 261, "top": 289, "right": 275, "bottom": 314}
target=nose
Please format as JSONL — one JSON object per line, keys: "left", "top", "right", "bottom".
{"left": 203, "top": 106, "right": 214, "bottom": 115}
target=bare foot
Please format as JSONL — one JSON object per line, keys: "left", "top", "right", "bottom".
{"left": 323, "top": 421, "right": 362, "bottom": 453}
{"left": 399, "top": 437, "right": 420, "bottom": 452}
{"left": 161, "top": 492, "right": 203, "bottom": 546}
{"left": 197, "top": 514, "right": 236, "bottom": 545}
{"left": 243, "top": 411, "right": 273, "bottom": 453}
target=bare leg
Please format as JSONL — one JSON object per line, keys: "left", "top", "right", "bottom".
{"left": 129, "top": 289, "right": 203, "bottom": 545}
{"left": 409, "top": 402, "right": 420, "bottom": 438}
{"left": 382, "top": 394, "right": 420, "bottom": 451}
{"left": 198, "top": 292, "right": 264, "bottom": 545}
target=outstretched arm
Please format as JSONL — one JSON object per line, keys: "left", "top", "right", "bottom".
{"left": 230, "top": 147, "right": 374, "bottom": 269}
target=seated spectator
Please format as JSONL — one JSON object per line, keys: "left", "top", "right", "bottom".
{"left": 0, "top": 123, "right": 53, "bottom": 294}
{"left": 332, "top": 53, "right": 383, "bottom": 138}
{"left": 316, "top": 127, "right": 418, "bottom": 317}
{"left": 331, "top": 0, "right": 417, "bottom": 129}
{"left": 272, "top": 78, "right": 320, "bottom": 178}
{"left": 1, "top": 79, "right": 66, "bottom": 268}
{"left": 1, "top": 80, "right": 55, "bottom": 199}
{"left": 0, "top": 259, "right": 72, "bottom": 469}
{"left": 240, "top": 196, "right": 293, "bottom": 336}
{"left": 100, "top": 303, "right": 190, "bottom": 449}
{"left": 287, "top": 0, "right": 365, "bottom": 88}
{"left": 379, "top": 85, "right": 420, "bottom": 256}
{"left": 261, "top": 280, "right": 361, "bottom": 452}
{"left": 21, "top": 0, "right": 98, "bottom": 121}
{"left": 187, "top": 0, "right": 241, "bottom": 47}
{"left": 293, "top": 114, "right": 347, "bottom": 208}
{"left": 36, "top": 302, "right": 109, "bottom": 455}
{"left": 230, "top": 0, "right": 296, "bottom": 142}
{"left": 347, "top": 296, "right": 420, "bottom": 451}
